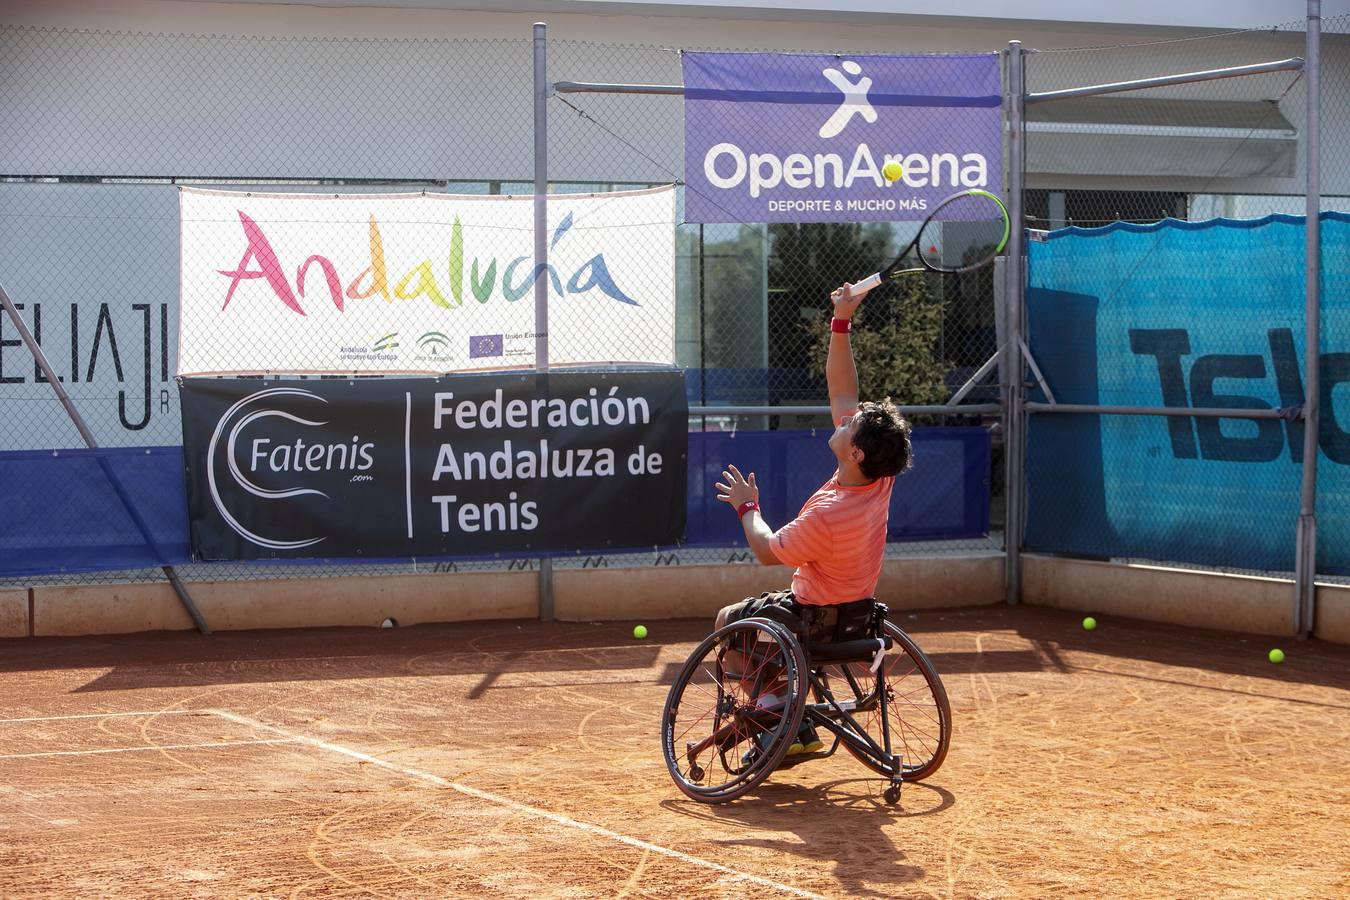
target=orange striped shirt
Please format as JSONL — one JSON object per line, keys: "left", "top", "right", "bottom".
{"left": 770, "top": 472, "right": 894, "bottom": 606}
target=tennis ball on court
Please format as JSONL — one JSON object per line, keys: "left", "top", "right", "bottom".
{"left": 381, "top": 617, "right": 397, "bottom": 628}
{"left": 633, "top": 624, "right": 648, "bottom": 639}
{"left": 1269, "top": 648, "right": 1285, "bottom": 664}
{"left": 882, "top": 161, "right": 904, "bottom": 182}
{"left": 1082, "top": 616, "right": 1097, "bottom": 631}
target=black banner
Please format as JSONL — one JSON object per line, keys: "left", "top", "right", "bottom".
{"left": 180, "top": 373, "right": 687, "bottom": 560}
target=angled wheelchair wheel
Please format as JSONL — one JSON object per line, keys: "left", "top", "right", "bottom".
{"left": 661, "top": 617, "right": 807, "bottom": 803}
{"left": 812, "top": 619, "right": 951, "bottom": 782}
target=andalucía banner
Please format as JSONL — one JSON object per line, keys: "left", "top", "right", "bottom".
{"left": 177, "top": 187, "right": 676, "bottom": 375}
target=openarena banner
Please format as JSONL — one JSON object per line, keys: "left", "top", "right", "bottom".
{"left": 1025, "top": 213, "right": 1350, "bottom": 574}
{"left": 177, "top": 186, "right": 676, "bottom": 376}
{"left": 682, "top": 52, "right": 1002, "bottom": 223}
{"left": 180, "top": 372, "right": 687, "bottom": 560}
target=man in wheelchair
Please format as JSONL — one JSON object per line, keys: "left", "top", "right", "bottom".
{"left": 713, "top": 279, "right": 913, "bottom": 759}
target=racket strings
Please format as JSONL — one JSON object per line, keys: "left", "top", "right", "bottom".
{"left": 917, "top": 193, "right": 1009, "bottom": 272}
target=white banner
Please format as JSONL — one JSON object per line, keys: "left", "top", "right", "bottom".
{"left": 178, "top": 186, "right": 676, "bottom": 375}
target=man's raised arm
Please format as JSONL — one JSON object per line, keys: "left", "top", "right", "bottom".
{"left": 827, "top": 282, "right": 871, "bottom": 425}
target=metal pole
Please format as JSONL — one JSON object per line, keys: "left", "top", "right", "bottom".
{"left": 1005, "top": 41, "right": 1026, "bottom": 605}
{"left": 1025, "top": 58, "right": 1305, "bottom": 104}
{"left": 699, "top": 223, "right": 707, "bottom": 431}
{"left": 1025, "top": 403, "right": 1288, "bottom": 419}
{"left": 691, "top": 404, "right": 1000, "bottom": 417}
{"left": 533, "top": 22, "right": 554, "bottom": 622}
{"left": 1296, "top": 0, "right": 1321, "bottom": 638}
{"left": 0, "top": 283, "right": 210, "bottom": 634}
{"left": 552, "top": 80, "right": 684, "bottom": 96}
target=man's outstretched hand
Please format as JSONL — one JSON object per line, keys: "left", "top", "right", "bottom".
{"left": 715, "top": 464, "right": 759, "bottom": 509}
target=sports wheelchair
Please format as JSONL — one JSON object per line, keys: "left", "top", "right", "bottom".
{"left": 661, "top": 600, "right": 950, "bottom": 805}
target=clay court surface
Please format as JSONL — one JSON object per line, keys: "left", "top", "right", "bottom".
{"left": 2, "top": 605, "right": 1348, "bottom": 898}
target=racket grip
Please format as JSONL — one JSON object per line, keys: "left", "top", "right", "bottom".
{"left": 855, "top": 273, "right": 882, "bottom": 292}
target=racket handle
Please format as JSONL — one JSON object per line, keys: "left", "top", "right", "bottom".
{"left": 855, "top": 273, "right": 882, "bottom": 292}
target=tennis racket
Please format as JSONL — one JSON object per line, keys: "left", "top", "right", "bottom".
{"left": 854, "top": 188, "right": 1010, "bottom": 292}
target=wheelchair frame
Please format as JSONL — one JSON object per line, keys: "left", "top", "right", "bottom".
{"left": 662, "top": 608, "right": 951, "bottom": 805}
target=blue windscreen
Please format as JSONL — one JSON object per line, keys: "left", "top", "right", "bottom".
{"left": 1025, "top": 213, "right": 1350, "bottom": 573}
{"left": 0, "top": 427, "right": 990, "bottom": 576}
{"left": 0, "top": 446, "right": 191, "bottom": 577}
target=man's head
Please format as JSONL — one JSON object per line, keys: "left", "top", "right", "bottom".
{"left": 828, "top": 398, "right": 913, "bottom": 481}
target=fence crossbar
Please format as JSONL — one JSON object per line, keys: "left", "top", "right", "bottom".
{"left": 1026, "top": 57, "right": 1305, "bottom": 104}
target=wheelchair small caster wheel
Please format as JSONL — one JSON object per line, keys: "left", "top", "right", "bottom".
{"left": 688, "top": 765, "right": 705, "bottom": 781}
{"left": 884, "top": 785, "right": 901, "bottom": 805}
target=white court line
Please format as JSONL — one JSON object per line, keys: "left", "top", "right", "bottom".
{"left": 0, "top": 710, "right": 203, "bottom": 725}
{"left": 0, "top": 738, "right": 297, "bottom": 759}
{"left": 210, "top": 709, "right": 825, "bottom": 900}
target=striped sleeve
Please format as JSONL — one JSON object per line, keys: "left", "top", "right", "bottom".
{"left": 771, "top": 504, "right": 833, "bottom": 567}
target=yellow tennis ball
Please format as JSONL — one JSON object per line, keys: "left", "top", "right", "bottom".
{"left": 633, "top": 624, "right": 648, "bottom": 639}
{"left": 1082, "top": 616, "right": 1097, "bottom": 631}
{"left": 882, "top": 161, "right": 904, "bottom": 182}
{"left": 1268, "top": 648, "right": 1284, "bottom": 664}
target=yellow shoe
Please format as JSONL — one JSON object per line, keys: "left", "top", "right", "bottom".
{"left": 797, "top": 725, "right": 824, "bottom": 754}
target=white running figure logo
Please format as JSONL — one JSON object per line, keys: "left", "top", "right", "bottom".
{"left": 819, "top": 60, "right": 877, "bottom": 139}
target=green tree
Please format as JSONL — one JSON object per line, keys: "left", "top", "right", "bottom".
{"left": 803, "top": 273, "right": 949, "bottom": 412}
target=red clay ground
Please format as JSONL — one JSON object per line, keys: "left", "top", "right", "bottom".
{"left": 1, "top": 604, "right": 1348, "bottom": 898}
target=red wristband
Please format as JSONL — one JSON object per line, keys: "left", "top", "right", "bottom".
{"left": 735, "top": 500, "right": 760, "bottom": 518}
{"left": 831, "top": 317, "right": 852, "bottom": 333}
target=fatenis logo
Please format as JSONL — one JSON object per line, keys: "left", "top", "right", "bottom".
{"left": 206, "top": 387, "right": 376, "bottom": 550}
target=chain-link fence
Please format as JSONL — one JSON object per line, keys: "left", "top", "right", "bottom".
{"left": 1317, "top": 12, "right": 1350, "bottom": 584}
{"left": 1021, "top": 16, "right": 1349, "bottom": 588}
{"left": 2, "top": 14, "right": 1342, "bottom": 596}
{"left": 0, "top": 24, "right": 1002, "bottom": 590}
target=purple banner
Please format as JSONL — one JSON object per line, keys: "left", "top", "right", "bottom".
{"left": 683, "top": 52, "right": 1003, "bottom": 223}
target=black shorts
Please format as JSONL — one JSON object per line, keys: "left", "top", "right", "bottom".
{"left": 720, "top": 590, "right": 878, "bottom": 645}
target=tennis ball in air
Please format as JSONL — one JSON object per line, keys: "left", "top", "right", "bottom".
{"left": 633, "top": 624, "right": 648, "bottom": 639}
{"left": 1082, "top": 616, "right": 1097, "bottom": 631}
{"left": 1269, "top": 648, "right": 1285, "bottom": 664}
{"left": 882, "top": 161, "right": 904, "bottom": 182}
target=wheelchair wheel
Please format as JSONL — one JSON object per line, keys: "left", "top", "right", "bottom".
{"left": 661, "top": 617, "right": 808, "bottom": 803}
{"left": 812, "top": 619, "right": 951, "bottom": 782}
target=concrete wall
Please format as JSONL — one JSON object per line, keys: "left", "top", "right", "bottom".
{"left": 9, "top": 555, "right": 1350, "bottom": 643}
{"left": 553, "top": 553, "right": 1005, "bottom": 621}
{"left": 1315, "top": 581, "right": 1350, "bottom": 644}
{"left": 1022, "top": 554, "right": 1350, "bottom": 644}
{"left": 30, "top": 571, "right": 540, "bottom": 637}
{"left": 0, "top": 589, "right": 30, "bottom": 638}
{"left": 18, "top": 555, "right": 1004, "bottom": 637}
{"left": 1023, "top": 555, "right": 1295, "bottom": 635}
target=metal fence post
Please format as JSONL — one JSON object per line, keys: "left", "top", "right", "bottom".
{"left": 1005, "top": 41, "right": 1026, "bottom": 605}
{"left": 1296, "top": 0, "right": 1321, "bottom": 638}
{"left": 0, "top": 283, "right": 210, "bottom": 634}
{"left": 534, "top": 22, "right": 555, "bottom": 622}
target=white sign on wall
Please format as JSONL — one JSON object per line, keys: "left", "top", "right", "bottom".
{"left": 178, "top": 186, "right": 676, "bottom": 375}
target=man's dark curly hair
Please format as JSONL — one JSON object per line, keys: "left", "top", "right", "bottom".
{"left": 851, "top": 398, "right": 913, "bottom": 481}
